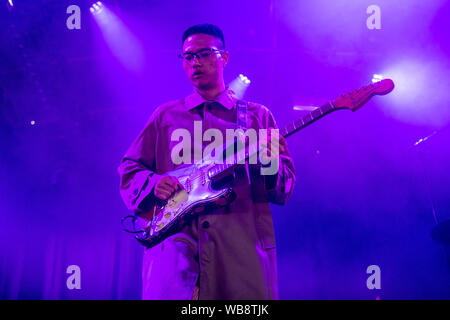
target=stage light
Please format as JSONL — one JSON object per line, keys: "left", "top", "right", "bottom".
{"left": 238, "top": 74, "right": 251, "bottom": 85}
{"left": 377, "top": 58, "right": 450, "bottom": 126}
{"left": 372, "top": 74, "right": 384, "bottom": 83}
{"left": 91, "top": 3, "right": 145, "bottom": 72}
{"left": 90, "top": 1, "right": 104, "bottom": 15}
{"left": 30, "top": 120, "right": 36, "bottom": 126}
{"left": 228, "top": 74, "right": 251, "bottom": 99}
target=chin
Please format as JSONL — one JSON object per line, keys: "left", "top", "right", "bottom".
{"left": 193, "top": 80, "right": 213, "bottom": 90}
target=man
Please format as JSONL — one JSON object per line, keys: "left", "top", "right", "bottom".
{"left": 118, "top": 24, "right": 295, "bottom": 300}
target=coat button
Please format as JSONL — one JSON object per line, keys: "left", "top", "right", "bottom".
{"left": 202, "top": 221, "right": 210, "bottom": 229}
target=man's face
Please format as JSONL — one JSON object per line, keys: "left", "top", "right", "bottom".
{"left": 182, "top": 33, "right": 229, "bottom": 90}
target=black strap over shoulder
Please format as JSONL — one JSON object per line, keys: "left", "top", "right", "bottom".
{"left": 236, "top": 100, "right": 248, "bottom": 130}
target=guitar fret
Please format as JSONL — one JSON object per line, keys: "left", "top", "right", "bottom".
{"left": 311, "top": 108, "right": 322, "bottom": 119}
{"left": 321, "top": 102, "right": 334, "bottom": 113}
{"left": 289, "top": 123, "right": 295, "bottom": 133}
{"left": 304, "top": 113, "right": 313, "bottom": 123}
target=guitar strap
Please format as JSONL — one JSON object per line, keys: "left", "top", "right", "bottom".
{"left": 236, "top": 100, "right": 248, "bottom": 130}
{"left": 234, "top": 100, "right": 249, "bottom": 164}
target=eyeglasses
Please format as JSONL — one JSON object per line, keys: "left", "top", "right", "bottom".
{"left": 178, "top": 48, "right": 224, "bottom": 63}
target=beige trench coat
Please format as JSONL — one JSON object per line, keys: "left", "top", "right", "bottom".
{"left": 118, "top": 88, "right": 295, "bottom": 299}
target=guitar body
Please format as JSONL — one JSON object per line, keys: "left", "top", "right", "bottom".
{"left": 122, "top": 162, "right": 236, "bottom": 248}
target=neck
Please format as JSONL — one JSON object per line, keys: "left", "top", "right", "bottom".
{"left": 195, "top": 82, "right": 226, "bottom": 100}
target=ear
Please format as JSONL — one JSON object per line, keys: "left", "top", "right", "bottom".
{"left": 221, "top": 51, "right": 229, "bottom": 67}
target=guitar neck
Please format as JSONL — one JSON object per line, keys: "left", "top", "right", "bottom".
{"left": 280, "top": 101, "right": 337, "bottom": 138}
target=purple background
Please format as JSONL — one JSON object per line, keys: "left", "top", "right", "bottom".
{"left": 0, "top": 0, "right": 449, "bottom": 299}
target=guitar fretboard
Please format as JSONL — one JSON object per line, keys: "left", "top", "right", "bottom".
{"left": 280, "top": 101, "right": 336, "bottom": 138}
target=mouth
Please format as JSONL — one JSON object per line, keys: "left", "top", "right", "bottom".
{"left": 192, "top": 71, "right": 204, "bottom": 78}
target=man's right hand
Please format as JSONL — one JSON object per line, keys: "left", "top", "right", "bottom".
{"left": 153, "top": 175, "right": 183, "bottom": 200}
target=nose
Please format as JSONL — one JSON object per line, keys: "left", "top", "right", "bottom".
{"left": 190, "top": 55, "right": 201, "bottom": 66}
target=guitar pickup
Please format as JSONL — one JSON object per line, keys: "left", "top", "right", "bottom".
{"left": 184, "top": 178, "right": 192, "bottom": 192}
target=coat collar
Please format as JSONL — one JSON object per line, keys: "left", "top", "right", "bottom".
{"left": 184, "top": 87, "right": 237, "bottom": 110}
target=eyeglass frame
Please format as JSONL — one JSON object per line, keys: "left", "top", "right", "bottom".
{"left": 178, "top": 47, "right": 225, "bottom": 63}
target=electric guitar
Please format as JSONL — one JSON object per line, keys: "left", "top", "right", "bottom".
{"left": 121, "top": 79, "right": 395, "bottom": 247}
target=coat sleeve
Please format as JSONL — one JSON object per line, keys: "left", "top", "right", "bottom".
{"left": 117, "top": 110, "right": 162, "bottom": 213}
{"left": 263, "top": 108, "right": 296, "bottom": 205}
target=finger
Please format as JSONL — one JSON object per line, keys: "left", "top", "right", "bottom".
{"left": 161, "top": 184, "right": 176, "bottom": 194}
{"left": 267, "top": 127, "right": 278, "bottom": 140}
{"left": 266, "top": 133, "right": 280, "bottom": 144}
{"left": 155, "top": 190, "right": 171, "bottom": 200}
{"left": 267, "top": 141, "right": 280, "bottom": 154}
{"left": 161, "top": 179, "right": 177, "bottom": 190}
{"left": 161, "top": 176, "right": 174, "bottom": 185}
{"left": 279, "top": 143, "right": 286, "bottom": 153}
{"left": 269, "top": 136, "right": 286, "bottom": 154}
{"left": 169, "top": 176, "right": 183, "bottom": 190}
{"left": 163, "top": 176, "right": 178, "bottom": 186}
{"left": 279, "top": 136, "right": 287, "bottom": 149}
{"left": 161, "top": 189, "right": 172, "bottom": 197}
{"left": 157, "top": 181, "right": 176, "bottom": 194}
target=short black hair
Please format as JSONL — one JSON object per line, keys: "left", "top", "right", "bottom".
{"left": 182, "top": 24, "right": 225, "bottom": 49}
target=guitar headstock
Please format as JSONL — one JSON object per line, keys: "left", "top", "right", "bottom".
{"left": 333, "top": 79, "right": 394, "bottom": 111}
